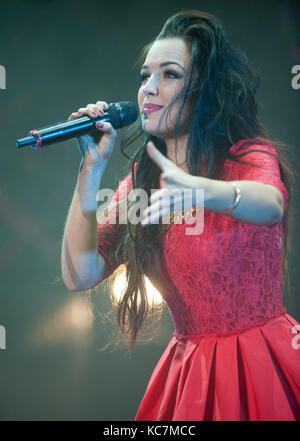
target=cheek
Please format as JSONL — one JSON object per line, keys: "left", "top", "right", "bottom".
{"left": 165, "top": 81, "right": 185, "bottom": 107}
{"left": 137, "top": 87, "right": 144, "bottom": 109}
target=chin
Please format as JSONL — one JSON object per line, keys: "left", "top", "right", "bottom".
{"left": 142, "top": 119, "right": 167, "bottom": 138}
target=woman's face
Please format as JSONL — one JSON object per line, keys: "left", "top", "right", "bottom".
{"left": 137, "top": 37, "right": 191, "bottom": 139}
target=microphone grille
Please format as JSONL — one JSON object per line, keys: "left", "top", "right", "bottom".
{"left": 108, "top": 101, "right": 138, "bottom": 129}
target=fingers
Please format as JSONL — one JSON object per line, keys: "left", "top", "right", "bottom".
{"left": 149, "top": 187, "right": 182, "bottom": 205}
{"left": 141, "top": 199, "right": 179, "bottom": 226}
{"left": 94, "top": 120, "right": 116, "bottom": 138}
{"left": 96, "top": 101, "right": 109, "bottom": 110}
{"left": 67, "top": 100, "right": 116, "bottom": 144}
{"left": 67, "top": 111, "right": 83, "bottom": 120}
{"left": 141, "top": 188, "right": 193, "bottom": 226}
{"left": 86, "top": 101, "right": 109, "bottom": 118}
{"left": 67, "top": 101, "right": 109, "bottom": 120}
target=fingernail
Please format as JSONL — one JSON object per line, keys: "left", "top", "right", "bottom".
{"left": 96, "top": 122, "right": 103, "bottom": 128}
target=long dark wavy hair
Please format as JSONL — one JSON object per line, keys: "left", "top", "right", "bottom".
{"left": 88, "top": 10, "right": 296, "bottom": 352}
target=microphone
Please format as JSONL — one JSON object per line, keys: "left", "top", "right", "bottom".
{"left": 16, "top": 101, "right": 138, "bottom": 149}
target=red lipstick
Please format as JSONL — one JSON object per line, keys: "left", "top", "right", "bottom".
{"left": 143, "top": 104, "right": 163, "bottom": 114}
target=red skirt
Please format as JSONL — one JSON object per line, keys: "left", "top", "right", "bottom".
{"left": 134, "top": 310, "right": 300, "bottom": 421}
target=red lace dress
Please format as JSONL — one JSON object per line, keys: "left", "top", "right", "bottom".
{"left": 97, "top": 139, "right": 300, "bottom": 421}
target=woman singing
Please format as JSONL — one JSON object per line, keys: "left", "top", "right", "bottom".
{"left": 61, "top": 10, "right": 300, "bottom": 421}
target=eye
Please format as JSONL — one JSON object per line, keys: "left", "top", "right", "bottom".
{"left": 164, "top": 70, "right": 180, "bottom": 79}
{"left": 139, "top": 72, "right": 150, "bottom": 83}
{"left": 139, "top": 69, "right": 182, "bottom": 84}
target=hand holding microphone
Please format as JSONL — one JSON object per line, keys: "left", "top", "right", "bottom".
{"left": 69, "top": 100, "right": 117, "bottom": 170}
{"left": 16, "top": 100, "right": 138, "bottom": 169}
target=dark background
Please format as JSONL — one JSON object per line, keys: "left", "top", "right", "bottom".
{"left": 0, "top": 0, "right": 299, "bottom": 421}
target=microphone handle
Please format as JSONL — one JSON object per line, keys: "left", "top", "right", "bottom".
{"left": 16, "top": 114, "right": 109, "bottom": 149}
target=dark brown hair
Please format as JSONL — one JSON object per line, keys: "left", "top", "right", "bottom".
{"left": 89, "top": 10, "right": 296, "bottom": 352}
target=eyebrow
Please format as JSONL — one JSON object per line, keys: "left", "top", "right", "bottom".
{"left": 141, "top": 61, "right": 185, "bottom": 71}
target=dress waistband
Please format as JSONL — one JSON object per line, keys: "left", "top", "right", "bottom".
{"left": 173, "top": 308, "right": 287, "bottom": 343}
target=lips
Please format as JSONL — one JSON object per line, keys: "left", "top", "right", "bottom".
{"left": 143, "top": 104, "right": 163, "bottom": 114}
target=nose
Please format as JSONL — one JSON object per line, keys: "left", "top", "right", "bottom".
{"left": 142, "top": 73, "right": 159, "bottom": 96}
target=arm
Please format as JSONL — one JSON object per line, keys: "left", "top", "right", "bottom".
{"left": 61, "top": 163, "right": 107, "bottom": 291}
{"left": 140, "top": 141, "right": 285, "bottom": 228}
{"left": 199, "top": 176, "right": 284, "bottom": 226}
{"left": 140, "top": 140, "right": 288, "bottom": 228}
{"left": 61, "top": 100, "right": 117, "bottom": 291}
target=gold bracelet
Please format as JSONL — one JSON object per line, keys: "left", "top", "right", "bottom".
{"left": 222, "top": 182, "right": 242, "bottom": 215}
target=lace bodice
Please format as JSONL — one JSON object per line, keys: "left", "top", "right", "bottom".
{"left": 97, "top": 139, "right": 288, "bottom": 335}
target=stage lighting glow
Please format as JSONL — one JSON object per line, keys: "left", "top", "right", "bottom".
{"left": 28, "top": 296, "right": 94, "bottom": 347}
{"left": 111, "top": 266, "right": 163, "bottom": 307}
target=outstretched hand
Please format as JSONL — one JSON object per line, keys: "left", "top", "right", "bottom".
{"left": 141, "top": 141, "right": 201, "bottom": 226}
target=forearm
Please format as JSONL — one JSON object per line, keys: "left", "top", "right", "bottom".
{"left": 61, "top": 164, "right": 106, "bottom": 291}
{"left": 199, "top": 177, "right": 283, "bottom": 226}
